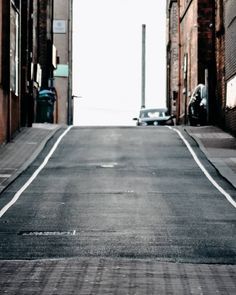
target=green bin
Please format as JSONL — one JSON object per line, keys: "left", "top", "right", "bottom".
{"left": 36, "top": 90, "right": 55, "bottom": 123}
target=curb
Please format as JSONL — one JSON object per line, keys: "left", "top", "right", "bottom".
{"left": 183, "top": 126, "right": 236, "bottom": 190}
{"left": 0, "top": 125, "right": 62, "bottom": 195}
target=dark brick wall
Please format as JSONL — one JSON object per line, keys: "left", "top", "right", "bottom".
{"left": 198, "top": 0, "right": 214, "bottom": 81}
{"left": 198, "top": 0, "right": 216, "bottom": 124}
{"left": 0, "top": 0, "right": 54, "bottom": 143}
{"left": 169, "top": 0, "right": 235, "bottom": 130}
{"left": 20, "top": 0, "right": 30, "bottom": 127}
{"left": 179, "top": 0, "right": 198, "bottom": 122}
{"left": 38, "top": 0, "right": 53, "bottom": 89}
{"left": 215, "top": 0, "right": 226, "bottom": 127}
{"left": 38, "top": 0, "right": 49, "bottom": 88}
{"left": 170, "top": 1, "right": 179, "bottom": 115}
{"left": 225, "top": 108, "right": 236, "bottom": 135}
{"left": 0, "top": 1, "right": 10, "bottom": 143}
{"left": 167, "top": 0, "right": 178, "bottom": 115}
{"left": 0, "top": 1, "right": 2, "bottom": 86}
{"left": 0, "top": 89, "right": 7, "bottom": 144}
{"left": 177, "top": 0, "right": 215, "bottom": 123}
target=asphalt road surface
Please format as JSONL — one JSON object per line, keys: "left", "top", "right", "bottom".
{"left": 0, "top": 126, "right": 236, "bottom": 294}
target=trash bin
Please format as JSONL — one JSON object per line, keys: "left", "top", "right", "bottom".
{"left": 36, "top": 90, "right": 55, "bottom": 123}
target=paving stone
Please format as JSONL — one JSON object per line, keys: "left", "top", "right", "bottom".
{"left": 0, "top": 258, "right": 235, "bottom": 294}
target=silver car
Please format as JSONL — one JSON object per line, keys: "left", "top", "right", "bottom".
{"left": 188, "top": 84, "right": 207, "bottom": 126}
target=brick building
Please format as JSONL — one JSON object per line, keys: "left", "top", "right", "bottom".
{"left": 0, "top": 0, "right": 21, "bottom": 143}
{"left": 21, "top": 0, "right": 55, "bottom": 126}
{"left": 166, "top": 0, "right": 179, "bottom": 117}
{"left": 0, "top": 0, "right": 7, "bottom": 143}
{"left": 53, "top": 0, "right": 73, "bottom": 125}
{"left": 167, "top": 0, "right": 236, "bottom": 134}
{"left": 35, "top": 0, "right": 56, "bottom": 124}
{"left": 167, "top": 0, "right": 215, "bottom": 124}
{"left": 179, "top": 0, "right": 215, "bottom": 124}
{"left": 214, "top": 0, "right": 225, "bottom": 128}
{"left": 0, "top": 1, "right": 58, "bottom": 144}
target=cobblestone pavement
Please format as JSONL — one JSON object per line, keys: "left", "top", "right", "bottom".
{"left": 0, "top": 258, "right": 235, "bottom": 294}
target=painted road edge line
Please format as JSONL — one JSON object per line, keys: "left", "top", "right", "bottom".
{"left": 168, "top": 126, "right": 236, "bottom": 209}
{"left": 0, "top": 125, "right": 73, "bottom": 218}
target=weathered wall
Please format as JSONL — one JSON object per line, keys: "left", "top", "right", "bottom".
{"left": 168, "top": 0, "right": 179, "bottom": 115}
{"left": 0, "top": 1, "right": 10, "bottom": 143}
{"left": 179, "top": 0, "right": 198, "bottom": 121}
{"left": 215, "top": 0, "right": 225, "bottom": 127}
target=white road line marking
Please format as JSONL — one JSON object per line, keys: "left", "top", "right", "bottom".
{"left": 168, "top": 127, "right": 236, "bottom": 209}
{"left": 0, "top": 126, "right": 73, "bottom": 218}
{"left": 0, "top": 174, "right": 11, "bottom": 178}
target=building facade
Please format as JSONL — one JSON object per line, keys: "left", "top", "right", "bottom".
{"left": 53, "top": 0, "right": 73, "bottom": 125}
{"left": 0, "top": 0, "right": 21, "bottom": 143}
{"left": 166, "top": 0, "right": 179, "bottom": 117}
{"left": 0, "top": 0, "right": 55, "bottom": 144}
{"left": 214, "top": 0, "right": 225, "bottom": 128}
{"left": 0, "top": 0, "right": 74, "bottom": 144}
{"left": 167, "top": 0, "right": 236, "bottom": 134}
{"left": 178, "top": 0, "right": 215, "bottom": 124}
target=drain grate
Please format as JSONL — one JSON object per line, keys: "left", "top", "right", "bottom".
{"left": 18, "top": 230, "right": 76, "bottom": 236}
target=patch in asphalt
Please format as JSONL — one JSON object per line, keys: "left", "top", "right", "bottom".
{"left": 18, "top": 230, "right": 77, "bottom": 236}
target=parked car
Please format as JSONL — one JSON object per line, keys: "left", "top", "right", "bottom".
{"left": 133, "top": 108, "right": 175, "bottom": 126}
{"left": 188, "top": 84, "right": 207, "bottom": 126}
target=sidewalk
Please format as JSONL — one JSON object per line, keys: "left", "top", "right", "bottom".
{"left": 184, "top": 125, "right": 236, "bottom": 189}
{"left": 0, "top": 123, "right": 62, "bottom": 194}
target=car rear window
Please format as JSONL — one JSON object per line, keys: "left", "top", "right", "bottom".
{"left": 140, "top": 110, "right": 168, "bottom": 118}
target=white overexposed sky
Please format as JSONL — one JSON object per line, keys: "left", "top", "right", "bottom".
{"left": 72, "top": 0, "right": 166, "bottom": 126}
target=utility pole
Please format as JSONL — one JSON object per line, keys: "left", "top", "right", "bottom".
{"left": 141, "top": 24, "right": 146, "bottom": 109}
